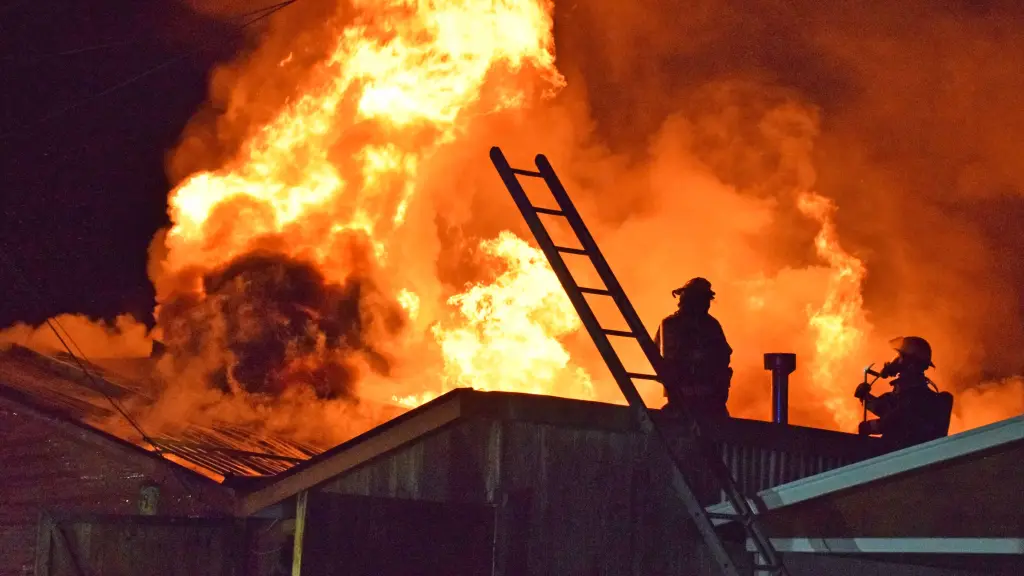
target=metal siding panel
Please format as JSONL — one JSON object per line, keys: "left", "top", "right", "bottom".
{"left": 710, "top": 438, "right": 878, "bottom": 506}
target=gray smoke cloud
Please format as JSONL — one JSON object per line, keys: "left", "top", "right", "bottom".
{"left": 550, "top": 0, "right": 1024, "bottom": 397}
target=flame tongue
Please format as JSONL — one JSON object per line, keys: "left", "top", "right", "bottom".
{"left": 431, "top": 232, "right": 594, "bottom": 399}
{"left": 153, "top": 0, "right": 575, "bottom": 406}
{"left": 799, "top": 191, "right": 869, "bottom": 429}
{"left": 162, "top": 0, "right": 564, "bottom": 286}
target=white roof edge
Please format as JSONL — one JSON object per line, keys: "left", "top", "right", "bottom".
{"left": 746, "top": 537, "right": 1024, "bottom": 555}
{"left": 710, "top": 414, "right": 1024, "bottom": 518}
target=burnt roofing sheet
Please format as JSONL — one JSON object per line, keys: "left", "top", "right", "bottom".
{"left": 0, "top": 345, "right": 323, "bottom": 480}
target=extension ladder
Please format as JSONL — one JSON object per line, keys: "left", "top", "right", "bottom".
{"left": 489, "top": 146, "right": 788, "bottom": 576}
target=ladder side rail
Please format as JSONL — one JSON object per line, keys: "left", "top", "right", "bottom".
{"left": 490, "top": 147, "right": 744, "bottom": 576}
{"left": 490, "top": 148, "right": 652, "bottom": 415}
{"left": 533, "top": 153, "right": 664, "bottom": 372}
{"left": 531, "top": 152, "right": 787, "bottom": 574}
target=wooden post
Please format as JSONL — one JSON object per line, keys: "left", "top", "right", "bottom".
{"left": 291, "top": 491, "right": 308, "bottom": 576}
{"left": 35, "top": 512, "right": 54, "bottom": 576}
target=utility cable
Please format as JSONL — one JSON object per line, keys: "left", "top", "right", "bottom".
{"left": 0, "top": 0, "right": 298, "bottom": 140}
{"left": 0, "top": 249, "right": 153, "bottom": 444}
{"left": 0, "top": 248, "right": 232, "bottom": 511}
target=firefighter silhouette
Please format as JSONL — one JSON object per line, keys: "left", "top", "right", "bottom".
{"left": 654, "top": 277, "right": 733, "bottom": 420}
{"left": 855, "top": 336, "right": 954, "bottom": 451}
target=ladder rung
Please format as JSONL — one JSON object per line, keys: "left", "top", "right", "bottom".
{"left": 492, "top": 147, "right": 789, "bottom": 576}
{"left": 626, "top": 372, "right": 661, "bottom": 382}
{"left": 554, "top": 245, "right": 588, "bottom": 255}
{"left": 532, "top": 206, "right": 565, "bottom": 216}
{"left": 510, "top": 168, "right": 543, "bottom": 177}
{"left": 706, "top": 512, "right": 742, "bottom": 522}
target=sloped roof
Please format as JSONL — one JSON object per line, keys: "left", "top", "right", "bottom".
{"left": 238, "top": 388, "right": 880, "bottom": 516}
{"left": 708, "top": 414, "right": 1024, "bottom": 539}
{"left": 0, "top": 383, "right": 234, "bottom": 506}
{"left": 0, "top": 345, "right": 323, "bottom": 480}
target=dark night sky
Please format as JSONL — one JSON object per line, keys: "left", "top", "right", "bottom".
{"left": 1, "top": 1, "right": 242, "bottom": 327}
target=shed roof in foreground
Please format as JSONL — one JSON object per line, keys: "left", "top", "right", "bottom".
{"left": 0, "top": 378, "right": 234, "bottom": 504}
{"left": 708, "top": 413, "right": 1024, "bottom": 550}
{"left": 238, "top": 387, "right": 878, "bottom": 516}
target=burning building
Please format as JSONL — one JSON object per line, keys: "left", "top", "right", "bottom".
{"left": 4, "top": 0, "right": 1019, "bottom": 463}
{"left": 3, "top": 342, "right": 1021, "bottom": 576}
{"left": 2, "top": 0, "right": 1023, "bottom": 574}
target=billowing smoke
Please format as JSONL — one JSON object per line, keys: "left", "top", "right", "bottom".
{"left": 546, "top": 0, "right": 1024, "bottom": 430}
{"left": 0, "top": 314, "right": 152, "bottom": 359}
{"left": 4, "top": 0, "right": 1021, "bottom": 446}
{"left": 156, "top": 247, "right": 405, "bottom": 399}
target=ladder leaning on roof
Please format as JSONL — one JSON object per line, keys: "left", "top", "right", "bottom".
{"left": 489, "top": 146, "right": 788, "bottom": 576}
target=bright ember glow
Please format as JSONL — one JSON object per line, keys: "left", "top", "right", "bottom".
{"left": 798, "top": 191, "right": 868, "bottom": 430}
{"left": 156, "top": 0, "right": 584, "bottom": 413}
{"left": 431, "top": 232, "right": 594, "bottom": 398}
{"left": 163, "top": 0, "right": 564, "bottom": 281}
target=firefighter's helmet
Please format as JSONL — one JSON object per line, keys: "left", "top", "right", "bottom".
{"left": 889, "top": 336, "right": 935, "bottom": 368}
{"left": 671, "top": 277, "right": 715, "bottom": 300}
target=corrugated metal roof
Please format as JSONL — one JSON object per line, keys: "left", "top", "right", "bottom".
{"left": 0, "top": 345, "right": 323, "bottom": 480}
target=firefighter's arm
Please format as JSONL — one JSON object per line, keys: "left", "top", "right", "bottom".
{"left": 710, "top": 317, "right": 733, "bottom": 358}
{"left": 854, "top": 386, "right": 893, "bottom": 417}
{"left": 869, "top": 392, "right": 896, "bottom": 416}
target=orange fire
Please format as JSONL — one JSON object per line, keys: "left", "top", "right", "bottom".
{"left": 164, "top": 0, "right": 563, "bottom": 282}
{"left": 430, "top": 232, "right": 594, "bottom": 398}
{"left": 153, "top": 0, "right": 882, "bottom": 429}
{"left": 798, "top": 191, "right": 869, "bottom": 430}
{"left": 154, "top": 0, "right": 584, "bottom": 411}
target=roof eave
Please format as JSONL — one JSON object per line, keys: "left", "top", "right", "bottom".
{"left": 708, "top": 414, "right": 1024, "bottom": 521}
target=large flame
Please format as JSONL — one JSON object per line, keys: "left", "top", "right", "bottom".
{"left": 798, "top": 191, "right": 869, "bottom": 429}
{"left": 6, "top": 0, "right": 1017, "bottom": 451}
{"left": 429, "top": 232, "right": 593, "bottom": 399}
{"left": 153, "top": 0, "right": 585, "bottom": 416}
{"left": 164, "top": 0, "right": 563, "bottom": 282}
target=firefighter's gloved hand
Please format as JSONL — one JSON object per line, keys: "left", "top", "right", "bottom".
{"left": 858, "top": 419, "right": 881, "bottom": 436}
{"left": 853, "top": 383, "right": 871, "bottom": 400}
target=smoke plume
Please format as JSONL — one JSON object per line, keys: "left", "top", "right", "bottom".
{"left": 542, "top": 0, "right": 1024, "bottom": 430}
{"left": 0, "top": 314, "right": 152, "bottom": 359}
{"left": 4, "top": 0, "right": 1021, "bottom": 446}
{"left": 156, "top": 247, "right": 405, "bottom": 399}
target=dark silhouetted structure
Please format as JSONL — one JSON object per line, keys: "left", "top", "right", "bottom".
{"left": 765, "top": 353, "right": 797, "bottom": 425}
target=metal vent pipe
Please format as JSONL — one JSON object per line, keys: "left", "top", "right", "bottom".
{"left": 763, "top": 353, "right": 797, "bottom": 425}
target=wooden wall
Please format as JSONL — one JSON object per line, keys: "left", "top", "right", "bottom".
{"left": 0, "top": 396, "right": 233, "bottom": 576}
{"left": 303, "top": 493, "right": 494, "bottom": 576}
{"left": 318, "top": 417, "right": 752, "bottom": 575}
{"left": 35, "top": 514, "right": 246, "bottom": 576}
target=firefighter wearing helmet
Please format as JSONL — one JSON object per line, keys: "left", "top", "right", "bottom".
{"left": 854, "top": 336, "right": 954, "bottom": 451}
{"left": 654, "top": 277, "right": 733, "bottom": 421}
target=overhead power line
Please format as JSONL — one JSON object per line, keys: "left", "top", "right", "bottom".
{"left": 0, "top": 0, "right": 299, "bottom": 141}
{"left": 0, "top": 247, "right": 222, "bottom": 509}
{"left": 0, "top": 249, "right": 154, "bottom": 445}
